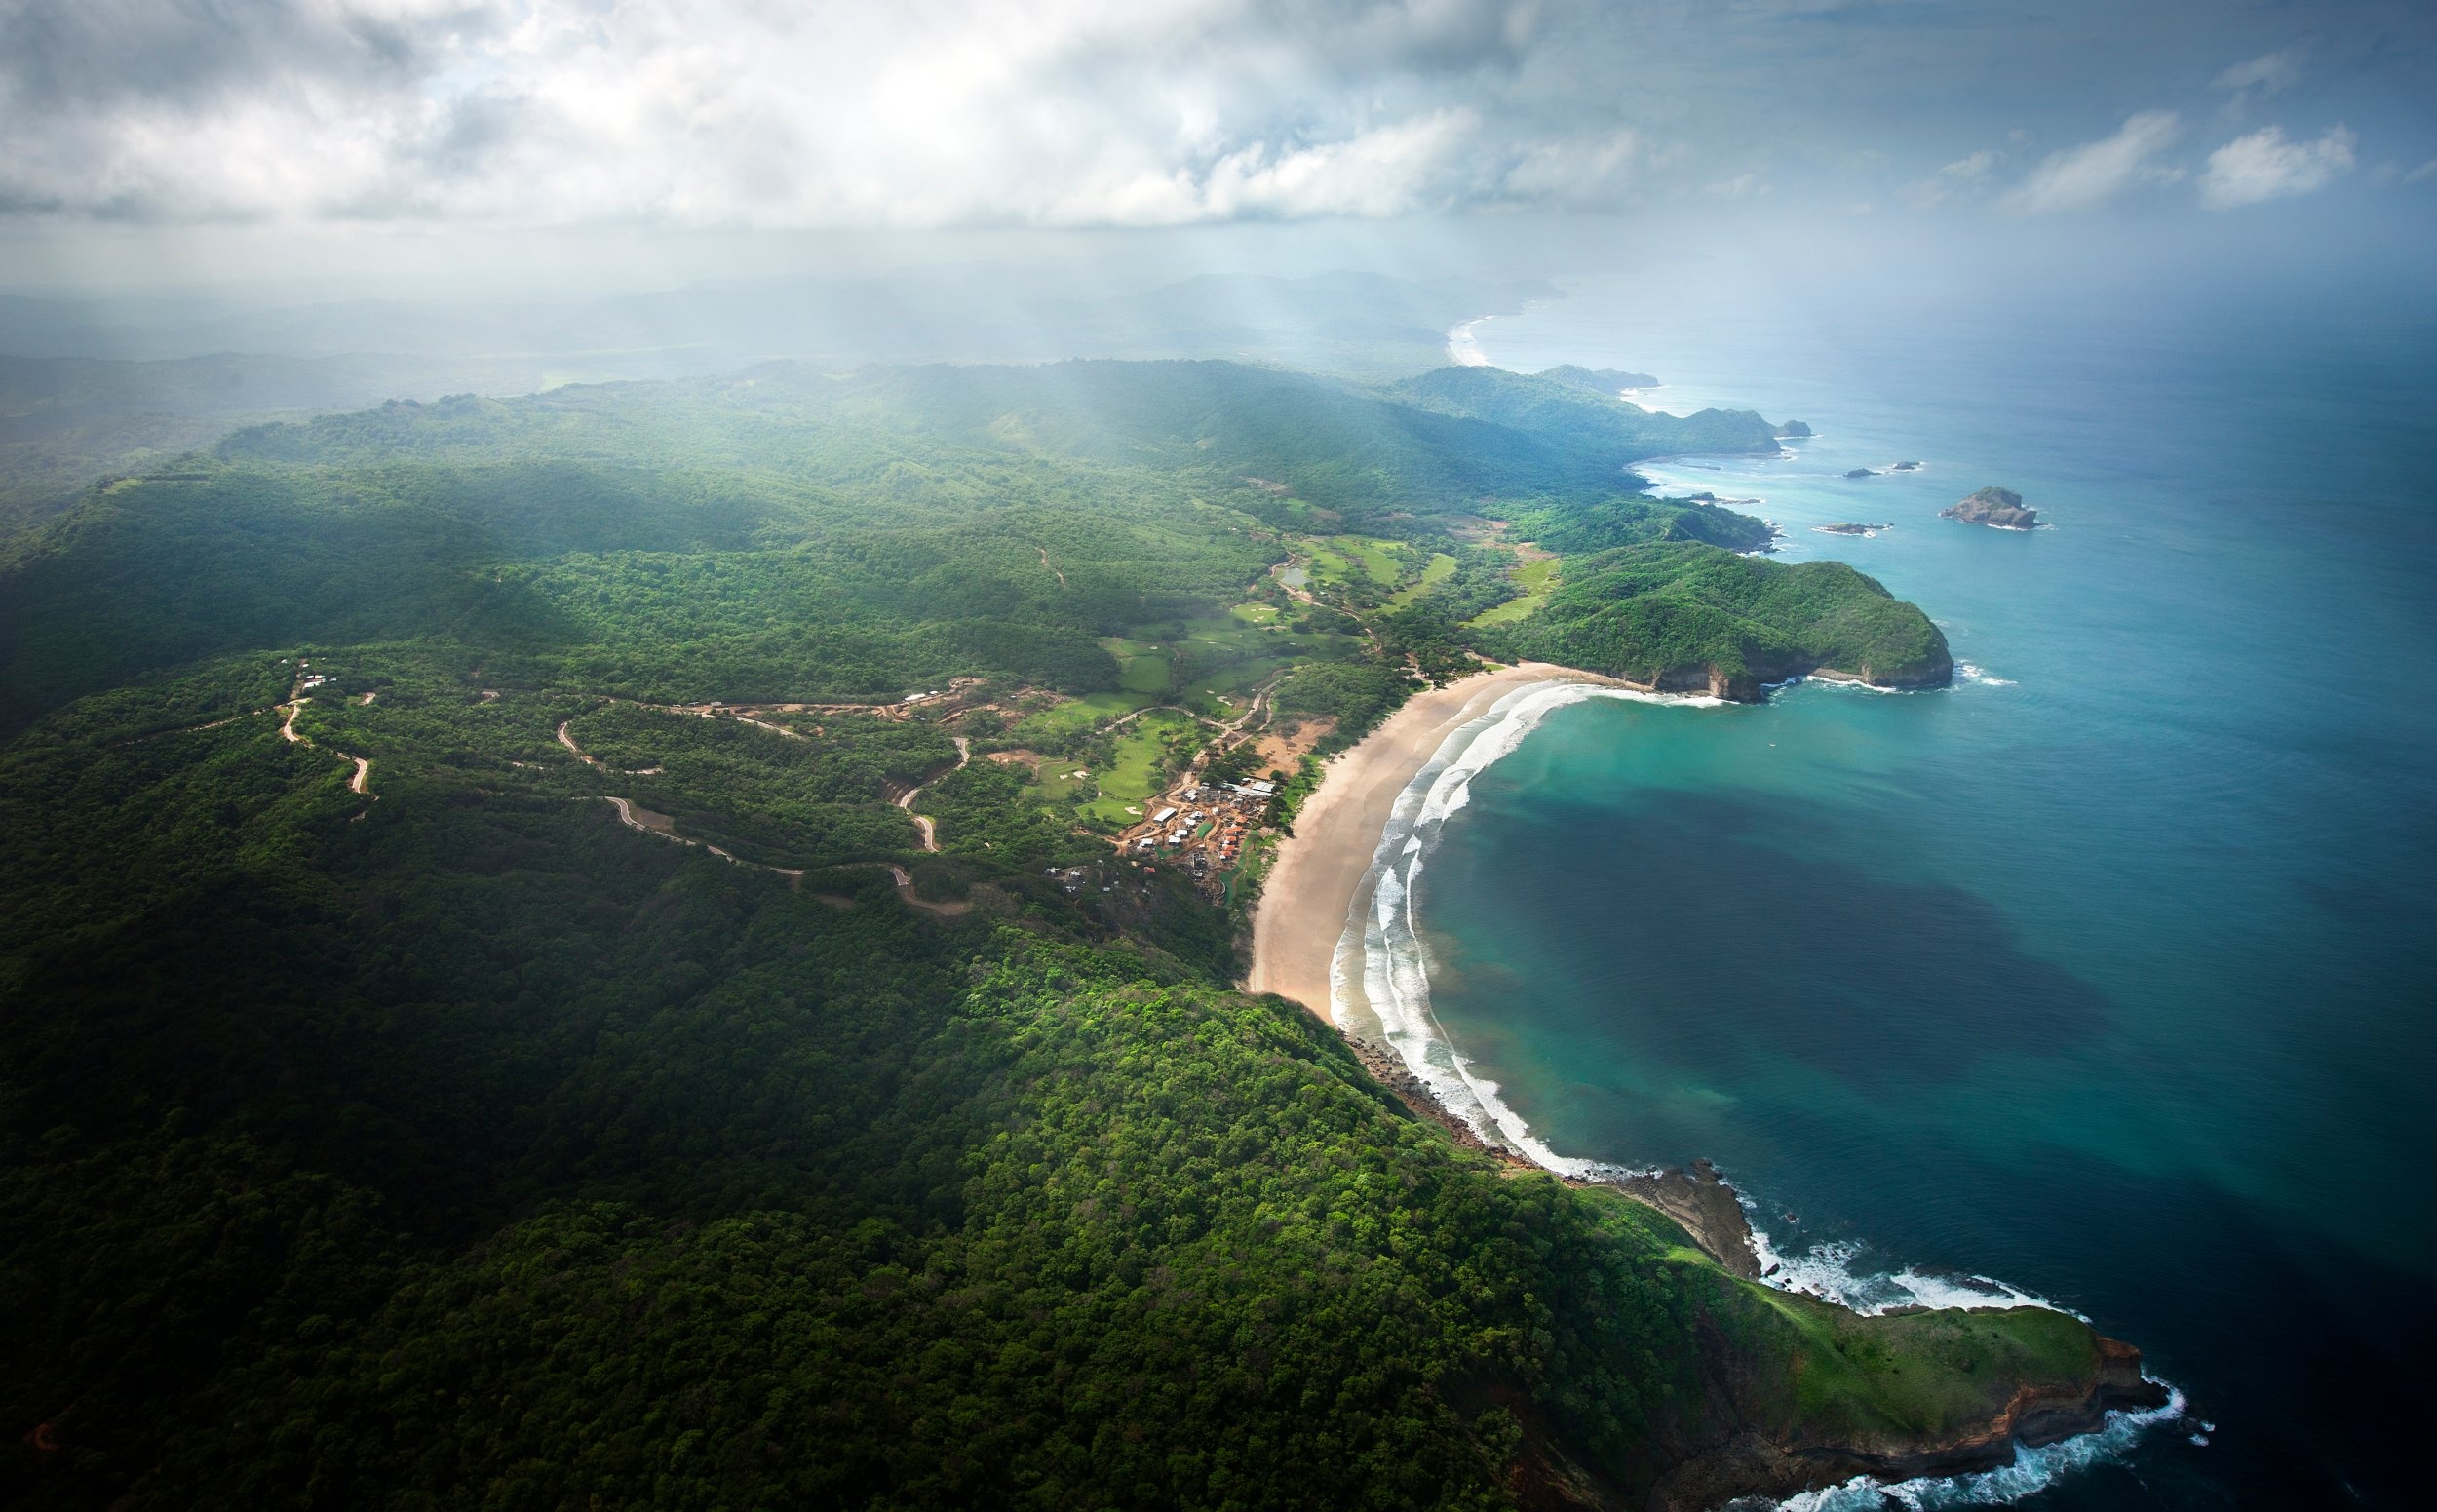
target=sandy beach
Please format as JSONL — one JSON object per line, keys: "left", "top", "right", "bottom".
{"left": 1245, "top": 660, "right": 1610, "bottom": 1020}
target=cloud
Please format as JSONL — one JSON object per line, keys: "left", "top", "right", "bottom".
{"left": 0, "top": 0, "right": 1576, "bottom": 227}
{"left": 1940, "top": 150, "right": 1997, "bottom": 183}
{"left": 1495, "top": 129, "right": 1643, "bottom": 206}
{"left": 2198, "top": 124, "right": 2357, "bottom": 209}
{"left": 2003, "top": 111, "right": 2183, "bottom": 213}
{"left": 2212, "top": 46, "right": 2306, "bottom": 96}
{"left": 1902, "top": 148, "right": 1997, "bottom": 207}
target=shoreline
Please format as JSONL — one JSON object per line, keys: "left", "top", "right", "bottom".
{"left": 1243, "top": 660, "right": 1769, "bottom": 1276}
{"left": 1244, "top": 660, "right": 1608, "bottom": 1018}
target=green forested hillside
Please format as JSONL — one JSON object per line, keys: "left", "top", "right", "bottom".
{"left": 1485, "top": 542, "right": 1955, "bottom": 698}
{"left": 4, "top": 362, "right": 2107, "bottom": 1510}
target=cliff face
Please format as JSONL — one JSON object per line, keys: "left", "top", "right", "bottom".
{"left": 1642, "top": 1334, "right": 2168, "bottom": 1512}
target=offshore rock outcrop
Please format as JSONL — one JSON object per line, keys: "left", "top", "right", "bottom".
{"left": 1943, "top": 485, "right": 2040, "bottom": 529}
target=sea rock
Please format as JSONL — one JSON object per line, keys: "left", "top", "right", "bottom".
{"left": 1843, "top": 468, "right": 1875, "bottom": 479}
{"left": 1814, "top": 522, "right": 1890, "bottom": 536}
{"left": 1943, "top": 485, "right": 2040, "bottom": 529}
{"left": 1890, "top": 460, "right": 1922, "bottom": 471}
{"left": 1776, "top": 420, "right": 1813, "bottom": 438}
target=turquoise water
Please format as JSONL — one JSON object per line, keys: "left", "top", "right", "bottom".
{"left": 1412, "top": 268, "right": 2437, "bottom": 1507}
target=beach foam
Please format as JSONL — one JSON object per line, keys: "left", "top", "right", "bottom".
{"left": 1741, "top": 1221, "right": 2063, "bottom": 1318}
{"left": 1332, "top": 679, "right": 1722, "bottom": 1171}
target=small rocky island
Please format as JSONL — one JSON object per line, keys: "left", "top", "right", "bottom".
{"left": 1776, "top": 419, "right": 1813, "bottom": 438}
{"left": 1814, "top": 522, "right": 1891, "bottom": 536}
{"left": 1943, "top": 485, "right": 2041, "bottom": 529}
{"left": 1890, "top": 460, "right": 1922, "bottom": 471}
{"left": 1844, "top": 468, "right": 1875, "bottom": 479}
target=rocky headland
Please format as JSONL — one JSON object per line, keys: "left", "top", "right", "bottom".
{"left": 1538, "top": 363, "right": 1661, "bottom": 394}
{"left": 1342, "top": 1027, "right": 2168, "bottom": 1512}
{"left": 1644, "top": 1333, "right": 2171, "bottom": 1512}
{"left": 1480, "top": 540, "right": 1955, "bottom": 701}
{"left": 1944, "top": 485, "right": 2040, "bottom": 529}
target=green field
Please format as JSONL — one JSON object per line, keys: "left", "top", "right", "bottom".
{"left": 1078, "top": 709, "right": 1201, "bottom": 826}
{"left": 1008, "top": 689, "right": 1152, "bottom": 742}
{"left": 1099, "top": 636, "right": 1174, "bottom": 695}
{"left": 1469, "top": 552, "right": 1559, "bottom": 625}
{"left": 1386, "top": 551, "right": 1458, "bottom": 608}
{"left": 1025, "top": 758, "right": 1097, "bottom": 803}
{"left": 1301, "top": 533, "right": 1407, "bottom": 588}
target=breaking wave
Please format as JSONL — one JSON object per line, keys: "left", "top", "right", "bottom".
{"left": 1741, "top": 1222, "right": 2063, "bottom": 1318}
{"left": 1775, "top": 1387, "right": 2186, "bottom": 1510}
{"left": 1327, "top": 679, "right": 1722, "bottom": 1174}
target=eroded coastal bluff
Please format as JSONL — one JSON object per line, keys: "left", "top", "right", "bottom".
{"left": 1248, "top": 662, "right": 2164, "bottom": 1508}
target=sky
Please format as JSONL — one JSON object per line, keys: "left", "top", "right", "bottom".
{"left": 1, "top": 0, "right": 2432, "bottom": 292}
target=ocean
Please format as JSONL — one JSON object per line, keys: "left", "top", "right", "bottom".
{"left": 1349, "top": 258, "right": 2437, "bottom": 1508}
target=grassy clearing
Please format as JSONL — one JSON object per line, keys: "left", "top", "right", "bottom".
{"left": 1304, "top": 534, "right": 1408, "bottom": 588}
{"left": 1750, "top": 1286, "right": 2110, "bottom": 1443}
{"left": 1025, "top": 759, "right": 1096, "bottom": 803}
{"left": 1077, "top": 710, "right": 1200, "bottom": 826}
{"left": 1468, "top": 553, "right": 1560, "bottom": 626}
{"left": 1099, "top": 636, "right": 1174, "bottom": 695}
{"left": 1008, "top": 691, "right": 1151, "bottom": 742}
{"left": 1386, "top": 552, "right": 1458, "bottom": 609}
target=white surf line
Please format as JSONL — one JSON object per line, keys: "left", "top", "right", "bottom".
{"left": 1327, "top": 679, "right": 1723, "bottom": 1174}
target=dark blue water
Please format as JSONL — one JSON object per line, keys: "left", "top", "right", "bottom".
{"left": 1422, "top": 265, "right": 2437, "bottom": 1507}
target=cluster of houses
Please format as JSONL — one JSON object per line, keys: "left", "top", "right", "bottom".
{"left": 1120, "top": 776, "right": 1278, "bottom": 881}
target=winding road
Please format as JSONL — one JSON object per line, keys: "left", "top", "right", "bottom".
{"left": 895, "top": 736, "right": 970, "bottom": 852}
{"left": 278, "top": 693, "right": 375, "bottom": 806}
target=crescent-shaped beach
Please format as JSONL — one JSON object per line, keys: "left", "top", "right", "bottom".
{"left": 1245, "top": 660, "right": 1614, "bottom": 1020}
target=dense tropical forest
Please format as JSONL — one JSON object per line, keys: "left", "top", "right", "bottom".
{"left": 5, "top": 359, "right": 2083, "bottom": 1510}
